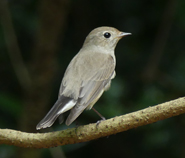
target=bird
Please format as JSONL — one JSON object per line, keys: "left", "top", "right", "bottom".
{"left": 36, "top": 26, "right": 131, "bottom": 130}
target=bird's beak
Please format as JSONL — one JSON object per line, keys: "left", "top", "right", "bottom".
{"left": 117, "top": 32, "right": 132, "bottom": 38}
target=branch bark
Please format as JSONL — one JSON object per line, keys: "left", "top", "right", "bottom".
{"left": 0, "top": 97, "right": 185, "bottom": 148}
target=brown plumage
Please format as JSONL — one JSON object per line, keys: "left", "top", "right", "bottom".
{"left": 36, "top": 26, "right": 131, "bottom": 130}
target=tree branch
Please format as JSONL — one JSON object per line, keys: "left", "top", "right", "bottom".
{"left": 0, "top": 97, "right": 185, "bottom": 148}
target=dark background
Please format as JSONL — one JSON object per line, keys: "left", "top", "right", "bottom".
{"left": 0, "top": 0, "right": 185, "bottom": 158}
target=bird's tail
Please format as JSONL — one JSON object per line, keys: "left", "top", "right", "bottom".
{"left": 36, "top": 96, "right": 76, "bottom": 130}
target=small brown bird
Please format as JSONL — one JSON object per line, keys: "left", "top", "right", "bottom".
{"left": 36, "top": 26, "right": 131, "bottom": 130}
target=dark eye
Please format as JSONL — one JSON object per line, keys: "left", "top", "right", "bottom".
{"left": 104, "top": 32, "right": 111, "bottom": 38}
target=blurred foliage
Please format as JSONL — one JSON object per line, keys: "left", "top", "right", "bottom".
{"left": 0, "top": 0, "right": 185, "bottom": 158}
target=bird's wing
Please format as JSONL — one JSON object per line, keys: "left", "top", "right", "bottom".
{"left": 36, "top": 52, "right": 116, "bottom": 129}
{"left": 63, "top": 52, "right": 115, "bottom": 125}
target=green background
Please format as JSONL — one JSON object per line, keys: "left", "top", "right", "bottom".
{"left": 0, "top": 0, "right": 185, "bottom": 158}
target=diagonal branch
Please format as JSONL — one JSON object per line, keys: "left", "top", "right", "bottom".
{"left": 0, "top": 97, "right": 185, "bottom": 148}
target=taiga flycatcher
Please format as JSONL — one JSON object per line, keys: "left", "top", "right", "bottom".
{"left": 36, "top": 26, "right": 131, "bottom": 130}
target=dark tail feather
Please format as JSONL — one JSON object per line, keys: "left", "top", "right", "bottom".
{"left": 36, "top": 96, "right": 75, "bottom": 130}
{"left": 66, "top": 104, "right": 87, "bottom": 126}
{"left": 58, "top": 114, "right": 65, "bottom": 124}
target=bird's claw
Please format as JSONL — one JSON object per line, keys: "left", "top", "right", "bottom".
{"left": 96, "top": 117, "right": 106, "bottom": 128}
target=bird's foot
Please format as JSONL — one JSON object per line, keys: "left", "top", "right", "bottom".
{"left": 96, "top": 117, "right": 106, "bottom": 128}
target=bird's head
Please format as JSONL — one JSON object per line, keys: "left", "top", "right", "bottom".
{"left": 83, "top": 26, "right": 131, "bottom": 51}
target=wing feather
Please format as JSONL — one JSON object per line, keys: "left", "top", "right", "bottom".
{"left": 64, "top": 52, "right": 115, "bottom": 125}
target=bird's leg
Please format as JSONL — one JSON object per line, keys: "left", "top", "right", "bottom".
{"left": 92, "top": 107, "right": 106, "bottom": 127}
{"left": 92, "top": 107, "right": 106, "bottom": 120}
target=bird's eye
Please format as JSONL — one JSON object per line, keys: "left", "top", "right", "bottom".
{"left": 104, "top": 32, "right": 111, "bottom": 38}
